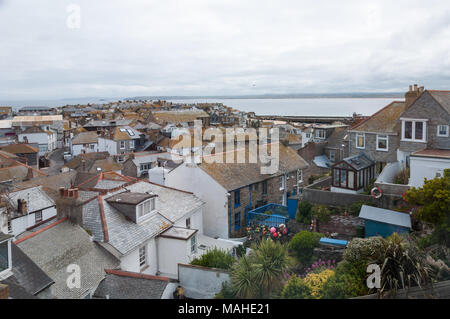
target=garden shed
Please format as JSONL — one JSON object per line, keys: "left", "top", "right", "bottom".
{"left": 358, "top": 205, "right": 411, "bottom": 238}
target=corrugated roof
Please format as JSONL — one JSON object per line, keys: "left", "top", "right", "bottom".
{"left": 359, "top": 205, "right": 412, "bottom": 228}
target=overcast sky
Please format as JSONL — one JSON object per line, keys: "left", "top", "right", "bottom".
{"left": 1, "top": 0, "right": 450, "bottom": 100}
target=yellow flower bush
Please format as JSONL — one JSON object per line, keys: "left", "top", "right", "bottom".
{"left": 303, "top": 269, "right": 335, "bottom": 298}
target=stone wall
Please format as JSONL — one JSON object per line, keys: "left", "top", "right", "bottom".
{"left": 316, "top": 215, "right": 364, "bottom": 238}
{"left": 349, "top": 132, "right": 399, "bottom": 164}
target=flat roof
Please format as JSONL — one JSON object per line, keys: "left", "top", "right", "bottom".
{"left": 411, "top": 149, "right": 450, "bottom": 159}
{"left": 105, "top": 192, "right": 155, "bottom": 205}
{"left": 159, "top": 227, "right": 197, "bottom": 240}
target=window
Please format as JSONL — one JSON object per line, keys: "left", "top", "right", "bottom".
{"left": 315, "top": 129, "right": 325, "bottom": 139}
{"left": 7, "top": 221, "right": 12, "bottom": 233}
{"left": 437, "top": 125, "right": 449, "bottom": 137}
{"left": 35, "top": 211, "right": 43, "bottom": 223}
{"left": 254, "top": 183, "right": 259, "bottom": 191}
{"left": 329, "top": 150, "right": 335, "bottom": 162}
{"left": 234, "top": 190, "right": 241, "bottom": 208}
{"left": 186, "top": 218, "right": 191, "bottom": 229}
{"left": 402, "top": 119, "right": 427, "bottom": 142}
{"left": 262, "top": 181, "right": 268, "bottom": 195}
{"left": 137, "top": 198, "right": 155, "bottom": 220}
{"left": 297, "top": 169, "right": 303, "bottom": 183}
{"left": 279, "top": 176, "right": 285, "bottom": 190}
{"left": 306, "top": 133, "right": 311, "bottom": 138}
{"left": 139, "top": 246, "right": 147, "bottom": 268}
{"left": 120, "top": 141, "right": 125, "bottom": 149}
{"left": 90, "top": 144, "right": 95, "bottom": 150}
{"left": 0, "top": 241, "right": 10, "bottom": 273}
{"left": 376, "top": 135, "right": 388, "bottom": 151}
{"left": 129, "top": 140, "right": 135, "bottom": 149}
{"left": 356, "top": 133, "right": 365, "bottom": 149}
{"left": 234, "top": 212, "right": 241, "bottom": 230}
{"left": 190, "top": 235, "right": 197, "bottom": 254}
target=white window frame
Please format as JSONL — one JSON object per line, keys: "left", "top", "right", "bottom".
{"left": 139, "top": 245, "right": 147, "bottom": 268}
{"left": 136, "top": 198, "right": 156, "bottom": 222}
{"left": 297, "top": 169, "right": 303, "bottom": 184}
{"left": 329, "top": 150, "right": 336, "bottom": 162}
{"left": 129, "top": 140, "right": 135, "bottom": 149}
{"left": 437, "top": 125, "right": 449, "bottom": 137}
{"left": 376, "top": 134, "right": 389, "bottom": 152}
{"left": 315, "top": 129, "right": 325, "bottom": 139}
{"left": 279, "top": 176, "right": 285, "bottom": 190}
{"left": 190, "top": 235, "right": 197, "bottom": 254}
{"left": 120, "top": 141, "right": 126, "bottom": 149}
{"left": 356, "top": 133, "right": 365, "bottom": 149}
{"left": 35, "top": 211, "right": 43, "bottom": 223}
{"left": 401, "top": 119, "right": 427, "bottom": 142}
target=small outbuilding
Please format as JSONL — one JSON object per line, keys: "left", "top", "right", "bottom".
{"left": 358, "top": 205, "right": 412, "bottom": 238}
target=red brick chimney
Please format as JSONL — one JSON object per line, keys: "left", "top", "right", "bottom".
{"left": 405, "top": 84, "right": 423, "bottom": 109}
{"left": 56, "top": 187, "right": 81, "bottom": 223}
{"left": 26, "top": 167, "right": 33, "bottom": 181}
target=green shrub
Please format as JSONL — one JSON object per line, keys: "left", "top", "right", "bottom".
{"left": 190, "top": 247, "right": 235, "bottom": 270}
{"left": 296, "top": 201, "right": 313, "bottom": 224}
{"left": 343, "top": 237, "right": 385, "bottom": 266}
{"left": 289, "top": 231, "right": 322, "bottom": 263}
{"left": 281, "top": 275, "right": 313, "bottom": 299}
{"left": 322, "top": 261, "right": 368, "bottom": 299}
{"left": 312, "top": 205, "right": 331, "bottom": 223}
{"left": 214, "top": 281, "right": 236, "bottom": 299}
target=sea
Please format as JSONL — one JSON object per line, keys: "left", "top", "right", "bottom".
{"left": 0, "top": 97, "right": 401, "bottom": 117}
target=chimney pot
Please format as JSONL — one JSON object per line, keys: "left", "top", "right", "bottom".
{"left": 414, "top": 84, "right": 418, "bottom": 92}
{"left": 59, "top": 187, "right": 65, "bottom": 197}
{"left": 409, "top": 85, "right": 413, "bottom": 92}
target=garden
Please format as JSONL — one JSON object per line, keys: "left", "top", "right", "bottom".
{"left": 190, "top": 170, "right": 450, "bottom": 299}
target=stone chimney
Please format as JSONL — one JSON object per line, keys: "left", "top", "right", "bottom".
{"left": 405, "top": 84, "right": 423, "bottom": 109}
{"left": 0, "top": 284, "right": 9, "bottom": 299}
{"left": 56, "top": 187, "right": 82, "bottom": 225}
{"left": 129, "top": 152, "right": 135, "bottom": 160}
{"left": 17, "top": 199, "right": 27, "bottom": 215}
{"left": 25, "top": 167, "right": 33, "bottom": 181}
{"left": 81, "top": 159, "right": 86, "bottom": 172}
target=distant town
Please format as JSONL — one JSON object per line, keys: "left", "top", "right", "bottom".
{"left": 0, "top": 84, "right": 449, "bottom": 300}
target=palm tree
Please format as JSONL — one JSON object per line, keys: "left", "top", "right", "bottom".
{"left": 230, "top": 238, "right": 292, "bottom": 298}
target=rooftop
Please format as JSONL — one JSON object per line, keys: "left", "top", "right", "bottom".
{"left": 105, "top": 192, "right": 155, "bottom": 205}
{"left": 411, "top": 149, "right": 450, "bottom": 159}
{"left": 359, "top": 205, "right": 412, "bottom": 228}
{"left": 350, "top": 101, "right": 406, "bottom": 133}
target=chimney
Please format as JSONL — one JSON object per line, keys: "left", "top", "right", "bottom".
{"left": 129, "top": 152, "right": 135, "bottom": 160}
{"left": 405, "top": 84, "right": 423, "bottom": 109}
{"left": 25, "top": 167, "right": 33, "bottom": 181}
{"left": 0, "top": 284, "right": 9, "bottom": 299}
{"left": 17, "top": 199, "right": 27, "bottom": 215}
{"left": 81, "top": 159, "right": 86, "bottom": 172}
{"left": 56, "top": 187, "right": 82, "bottom": 224}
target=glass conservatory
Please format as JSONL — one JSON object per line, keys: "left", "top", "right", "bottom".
{"left": 331, "top": 153, "right": 375, "bottom": 193}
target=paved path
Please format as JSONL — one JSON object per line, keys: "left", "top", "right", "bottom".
{"left": 43, "top": 148, "right": 65, "bottom": 176}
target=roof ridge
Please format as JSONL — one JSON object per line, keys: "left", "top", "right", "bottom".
{"left": 104, "top": 269, "right": 169, "bottom": 281}
{"left": 13, "top": 217, "right": 68, "bottom": 245}
{"left": 350, "top": 101, "right": 404, "bottom": 131}
{"left": 98, "top": 195, "right": 109, "bottom": 242}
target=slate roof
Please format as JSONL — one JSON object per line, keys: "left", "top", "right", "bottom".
{"left": 428, "top": 90, "right": 450, "bottom": 113}
{"left": 350, "top": 101, "right": 406, "bottom": 133}
{"left": 153, "top": 110, "right": 209, "bottom": 124}
{"left": 6, "top": 244, "right": 54, "bottom": 296}
{"left": 93, "top": 270, "right": 169, "bottom": 299}
{"left": 1, "top": 276, "right": 37, "bottom": 299}
{"left": 359, "top": 205, "right": 412, "bottom": 228}
{"left": 199, "top": 143, "right": 309, "bottom": 191}
{"left": 81, "top": 181, "right": 204, "bottom": 255}
{"left": 3, "top": 185, "right": 55, "bottom": 217}
{"left": 342, "top": 153, "right": 375, "bottom": 170}
{"left": 112, "top": 126, "right": 141, "bottom": 141}
{"left": 71, "top": 131, "right": 99, "bottom": 145}
{"left": 84, "top": 119, "right": 132, "bottom": 128}
{"left": 16, "top": 220, "right": 119, "bottom": 299}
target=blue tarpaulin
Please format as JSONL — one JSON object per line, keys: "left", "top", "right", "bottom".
{"left": 320, "top": 238, "right": 348, "bottom": 247}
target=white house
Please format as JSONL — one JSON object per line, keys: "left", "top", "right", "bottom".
{"left": 70, "top": 131, "right": 99, "bottom": 156}
{"left": 72, "top": 179, "right": 236, "bottom": 279}
{"left": 18, "top": 127, "right": 57, "bottom": 156}
{"left": 409, "top": 149, "right": 450, "bottom": 187}
{"left": 1, "top": 186, "right": 57, "bottom": 237}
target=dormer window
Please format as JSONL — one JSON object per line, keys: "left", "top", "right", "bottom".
{"left": 137, "top": 198, "right": 156, "bottom": 221}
